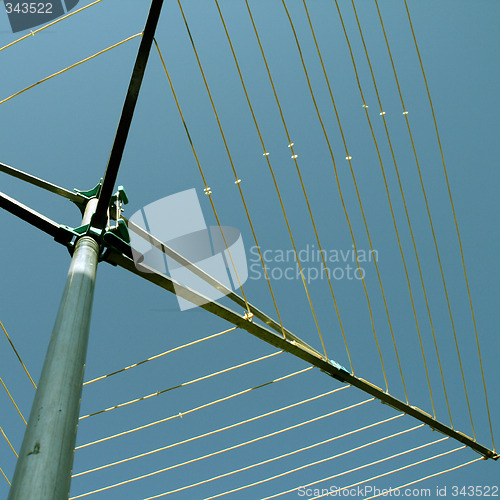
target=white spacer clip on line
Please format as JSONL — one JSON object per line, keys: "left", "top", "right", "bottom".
{"left": 403, "top": 111, "right": 409, "bottom": 115}
{"left": 244, "top": 311, "right": 254, "bottom": 322}
{"left": 235, "top": 179, "right": 242, "bottom": 184}
{"left": 263, "top": 152, "right": 270, "bottom": 156}
{"left": 346, "top": 156, "right": 352, "bottom": 160}
{"left": 204, "top": 187, "right": 212, "bottom": 195}
{"left": 380, "top": 111, "right": 386, "bottom": 116}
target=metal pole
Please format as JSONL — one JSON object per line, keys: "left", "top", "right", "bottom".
{"left": 8, "top": 199, "right": 100, "bottom": 500}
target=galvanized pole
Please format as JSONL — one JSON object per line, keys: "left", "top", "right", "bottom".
{"left": 8, "top": 199, "right": 100, "bottom": 500}
{"left": 6, "top": 2, "right": 163, "bottom": 495}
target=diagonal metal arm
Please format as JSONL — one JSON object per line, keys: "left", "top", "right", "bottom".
{"left": 125, "top": 217, "right": 321, "bottom": 355}
{"left": 0, "top": 191, "right": 74, "bottom": 245}
{"left": 107, "top": 250, "right": 332, "bottom": 366}
{"left": 92, "top": 0, "right": 164, "bottom": 230}
{"left": 107, "top": 249, "right": 498, "bottom": 461}
{"left": 0, "top": 161, "right": 86, "bottom": 206}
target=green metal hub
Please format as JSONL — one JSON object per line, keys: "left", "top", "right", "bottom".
{"left": 64, "top": 182, "right": 132, "bottom": 260}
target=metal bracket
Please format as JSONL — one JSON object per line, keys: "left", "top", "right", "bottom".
{"left": 101, "top": 218, "right": 133, "bottom": 262}
{"left": 72, "top": 179, "right": 103, "bottom": 215}
{"left": 63, "top": 184, "right": 132, "bottom": 259}
{"left": 71, "top": 185, "right": 133, "bottom": 259}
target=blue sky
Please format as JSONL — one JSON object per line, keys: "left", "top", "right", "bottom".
{"left": 0, "top": 1, "right": 498, "bottom": 498}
